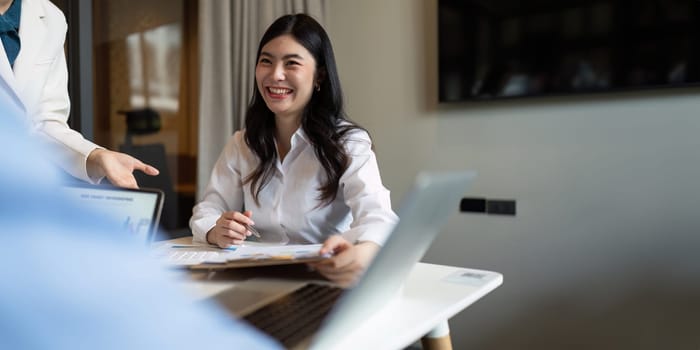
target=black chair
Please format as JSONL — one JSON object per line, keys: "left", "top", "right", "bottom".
{"left": 118, "top": 108, "right": 180, "bottom": 237}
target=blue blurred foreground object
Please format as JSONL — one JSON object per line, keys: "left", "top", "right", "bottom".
{"left": 0, "top": 79, "right": 281, "bottom": 349}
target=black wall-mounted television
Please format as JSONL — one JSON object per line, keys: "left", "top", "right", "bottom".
{"left": 438, "top": 0, "right": 700, "bottom": 102}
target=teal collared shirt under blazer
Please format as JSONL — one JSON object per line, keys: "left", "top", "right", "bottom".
{"left": 0, "top": 0, "right": 21, "bottom": 67}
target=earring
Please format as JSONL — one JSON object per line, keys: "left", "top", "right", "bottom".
{"left": 315, "top": 83, "right": 321, "bottom": 91}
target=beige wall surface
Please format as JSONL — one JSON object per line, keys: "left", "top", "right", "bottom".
{"left": 328, "top": 1, "right": 700, "bottom": 348}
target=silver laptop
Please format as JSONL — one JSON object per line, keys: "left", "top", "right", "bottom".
{"left": 60, "top": 185, "right": 164, "bottom": 244}
{"left": 213, "top": 171, "right": 477, "bottom": 349}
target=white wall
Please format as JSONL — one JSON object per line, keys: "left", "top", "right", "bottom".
{"left": 328, "top": 1, "right": 700, "bottom": 348}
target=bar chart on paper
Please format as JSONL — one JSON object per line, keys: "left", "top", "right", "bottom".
{"left": 153, "top": 242, "right": 330, "bottom": 268}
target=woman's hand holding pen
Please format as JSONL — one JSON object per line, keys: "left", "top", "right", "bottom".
{"left": 308, "top": 235, "right": 380, "bottom": 288}
{"left": 206, "top": 210, "right": 258, "bottom": 248}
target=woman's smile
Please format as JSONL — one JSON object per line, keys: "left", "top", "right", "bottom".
{"left": 265, "top": 86, "right": 294, "bottom": 98}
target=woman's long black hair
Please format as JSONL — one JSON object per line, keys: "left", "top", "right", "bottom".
{"left": 244, "top": 14, "right": 366, "bottom": 207}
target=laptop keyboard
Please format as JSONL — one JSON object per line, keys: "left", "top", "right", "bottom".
{"left": 243, "top": 283, "right": 343, "bottom": 348}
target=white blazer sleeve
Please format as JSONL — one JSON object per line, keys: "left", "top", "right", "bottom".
{"left": 33, "top": 45, "right": 100, "bottom": 183}
{"left": 22, "top": 0, "right": 100, "bottom": 183}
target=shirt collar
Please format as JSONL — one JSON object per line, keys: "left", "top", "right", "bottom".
{"left": 0, "top": 0, "right": 21, "bottom": 33}
{"left": 293, "top": 127, "right": 310, "bottom": 144}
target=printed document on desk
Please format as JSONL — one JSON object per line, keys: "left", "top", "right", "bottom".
{"left": 153, "top": 242, "right": 328, "bottom": 269}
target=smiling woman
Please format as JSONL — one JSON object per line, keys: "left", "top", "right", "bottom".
{"left": 191, "top": 14, "right": 399, "bottom": 287}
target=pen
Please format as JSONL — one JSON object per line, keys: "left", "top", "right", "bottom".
{"left": 247, "top": 224, "right": 261, "bottom": 238}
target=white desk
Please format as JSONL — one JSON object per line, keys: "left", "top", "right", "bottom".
{"left": 166, "top": 238, "right": 503, "bottom": 350}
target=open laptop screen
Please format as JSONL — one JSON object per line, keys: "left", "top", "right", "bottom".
{"left": 60, "top": 185, "right": 164, "bottom": 243}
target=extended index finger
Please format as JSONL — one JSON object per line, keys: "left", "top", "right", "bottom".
{"left": 127, "top": 155, "right": 160, "bottom": 176}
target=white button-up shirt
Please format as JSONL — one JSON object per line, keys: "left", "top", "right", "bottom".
{"left": 190, "top": 127, "right": 398, "bottom": 245}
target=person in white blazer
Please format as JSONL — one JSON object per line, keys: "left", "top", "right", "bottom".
{"left": 0, "top": 0, "right": 158, "bottom": 188}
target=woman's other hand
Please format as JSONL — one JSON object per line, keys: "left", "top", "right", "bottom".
{"left": 308, "top": 235, "right": 380, "bottom": 287}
